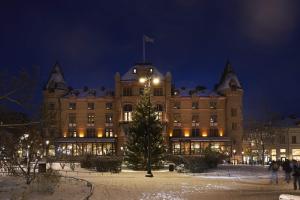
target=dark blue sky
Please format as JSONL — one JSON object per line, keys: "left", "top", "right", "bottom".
{"left": 1, "top": 0, "right": 300, "bottom": 119}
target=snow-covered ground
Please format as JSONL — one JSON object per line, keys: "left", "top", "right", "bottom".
{"left": 59, "top": 164, "right": 300, "bottom": 200}
{"left": 2, "top": 164, "right": 300, "bottom": 200}
{"left": 0, "top": 173, "right": 90, "bottom": 200}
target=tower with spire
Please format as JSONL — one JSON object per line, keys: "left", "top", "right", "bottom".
{"left": 43, "top": 62, "right": 68, "bottom": 139}
{"left": 216, "top": 60, "right": 243, "bottom": 160}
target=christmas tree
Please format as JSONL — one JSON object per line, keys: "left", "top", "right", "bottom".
{"left": 125, "top": 87, "right": 166, "bottom": 170}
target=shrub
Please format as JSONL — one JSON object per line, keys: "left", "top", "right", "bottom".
{"left": 166, "top": 149, "right": 224, "bottom": 173}
{"left": 95, "top": 157, "right": 122, "bottom": 172}
{"left": 80, "top": 154, "right": 94, "bottom": 169}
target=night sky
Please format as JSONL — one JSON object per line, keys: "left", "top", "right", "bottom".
{"left": 1, "top": 0, "right": 300, "bottom": 120}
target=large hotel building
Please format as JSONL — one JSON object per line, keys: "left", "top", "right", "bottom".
{"left": 43, "top": 61, "right": 243, "bottom": 159}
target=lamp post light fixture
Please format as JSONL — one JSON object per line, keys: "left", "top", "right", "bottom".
{"left": 45, "top": 140, "right": 50, "bottom": 157}
{"left": 233, "top": 149, "right": 236, "bottom": 165}
{"left": 242, "top": 151, "right": 244, "bottom": 164}
{"left": 139, "top": 74, "right": 160, "bottom": 178}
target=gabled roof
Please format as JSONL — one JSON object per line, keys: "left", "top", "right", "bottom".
{"left": 63, "top": 87, "right": 114, "bottom": 98}
{"left": 216, "top": 60, "right": 242, "bottom": 92}
{"left": 45, "top": 62, "right": 67, "bottom": 90}
{"left": 174, "top": 87, "right": 220, "bottom": 97}
{"left": 121, "top": 63, "right": 164, "bottom": 81}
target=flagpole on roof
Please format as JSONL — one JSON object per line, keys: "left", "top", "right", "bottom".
{"left": 143, "top": 35, "right": 146, "bottom": 63}
{"left": 142, "top": 35, "right": 154, "bottom": 63}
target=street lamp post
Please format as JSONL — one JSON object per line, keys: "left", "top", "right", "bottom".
{"left": 139, "top": 75, "right": 160, "bottom": 178}
{"left": 45, "top": 140, "right": 49, "bottom": 157}
{"left": 242, "top": 151, "right": 244, "bottom": 164}
{"left": 233, "top": 149, "right": 236, "bottom": 165}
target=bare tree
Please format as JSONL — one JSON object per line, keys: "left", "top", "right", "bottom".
{"left": 0, "top": 67, "right": 38, "bottom": 108}
{"left": 15, "top": 127, "right": 44, "bottom": 184}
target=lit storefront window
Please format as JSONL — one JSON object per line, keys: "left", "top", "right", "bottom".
{"left": 271, "top": 149, "right": 276, "bottom": 161}
{"left": 56, "top": 143, "right": 116, "bottom": 156}
{"left": 292, "top": 149, "right": 300, "bottom": 161}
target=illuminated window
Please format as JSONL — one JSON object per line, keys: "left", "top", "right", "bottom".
{"left": 68, "top": 113, "right": 77, "bottom": 137}
{"left": 292, "top": 149, "right": 300, "bottom": 161}
{"left": 155, "top": 104, "right": 163, "bottom": 120}
{"left": 209, "top": 101, "right": 217, "bottom": 109}
{"left": 192, "top": 102, "right": 198, "bottom": 109}
{"left": 192, "top": 115, "right": 199, "bottom": 127}
{"left": 173, "top": 101, "right": 180, "bottom": 109}
{"left": 105, "top": 114, "right": 113, "bottom": 123}
{"left": 105, "top": 128, "right": 113, "bottom": 137}
{"left": 149, "top": 68, "right": 153, "bottom": 73}
{"left": 173, "top": 113, "right": 181, "bottom": 123}
{"left": 87, "top": 113, "right": 95, "bottom": 126}
{"left": 88, "top": 103, "right": 94, "bottom": 110}
{"left": 133, "top": 68, "right": 137, "bottom": 74}
{"left": 280, "top": 149, "right": 286, "bottom": 153}
{"left": 106, "top": 102, "right": 113, "bottom": 110}
{"left": 123, "top": 104, "right": 133, "bottom": 121}
{"left": 210, "top": 115, "right": 218, "bottom": 126}
{"left": 68, "top": 113, "right": 76, "bottom": 127}
{"left": 173, "top": 142, "right": 181, "bottom": 154}
{"left": 69, "top": 103, "right": 76, "bottom": 110}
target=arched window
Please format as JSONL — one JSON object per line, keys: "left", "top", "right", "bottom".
{"left": 123, "top": 104, "right": 133, "bottom": 121}
{"left": 155, "top": 104, "right": 163, "bottom": 120}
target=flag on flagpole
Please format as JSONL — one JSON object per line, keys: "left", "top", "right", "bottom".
{"left": 143, "top": 35, "right": 154, "bottom": 43}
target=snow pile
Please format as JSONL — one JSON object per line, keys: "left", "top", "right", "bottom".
{"left": 279, "top": 194, "right": 300, "bottom": 200}
{"left": 140, "top": 182, "right": 229, "bottom": 200}
{"left": 140, "top": 191, "right": 183, "bottom": 200}
{"left": 195, "top": 164, "right": 284, "bottom": 179}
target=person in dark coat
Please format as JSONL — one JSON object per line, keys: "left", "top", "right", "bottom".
{"left": 269, "top": 160, "right": 279, "bottom": 184}
{"left": 282, "top": 159, "right": 292, "bottom": 183}
{"left": 292, "top": 160, "right": 300, "bottom": 190}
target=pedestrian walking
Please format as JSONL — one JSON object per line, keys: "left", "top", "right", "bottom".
{"left": 269, "top": 160, "right": 279, "bottom": 184}
{"left": 292, "top": 160, "right": 300, "bottom": 190}
{"left": 282, "top": 159, "right": 292, "bottom": 183}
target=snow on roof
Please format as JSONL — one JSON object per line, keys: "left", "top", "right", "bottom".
{"left": 217, "top": 73, "right": 242, "bottom": 92}
{"left": 63, "top": 88, "right": 114, "bottom": 98}
{"left": 121, "top": 64, "right": 164, "bottom": 81}
{"left": 45, "top": 62, "right": 67, "bottom": 90}
{"left": 175, "top": 88, "right": 220, "bottom": 97}
{"left": 272, "top": 117, "right": 300, "bottom": 128}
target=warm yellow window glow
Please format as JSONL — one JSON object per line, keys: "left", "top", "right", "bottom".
{"left": 219, "top": 130, "right": 223, "bottom": 137}
{"left": 63, "top": 132, "right": 67, "bottom": 137}
{"left": 184, "top": 129, "right": 190, "bottom": 137}
{"left": 97, "top": 128, "right": 103, "bottom": 137}
{"left": 202, "top": 131, "right": 207, "bottom": 137}
{"left": 79, "top": 129, "right": 85, "bottom": 138}
{"left": 169, "top": 132, "right": 173, "bottom": 137}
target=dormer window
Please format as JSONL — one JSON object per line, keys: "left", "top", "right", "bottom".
{"left": 133, "top": 68, "right": 137, "bottom": 74}
{"left": 229, "top": 79, "right": 238, "bottom": 91}
{"left": 149, "top": 68, "right": 153, "bottom": 73}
